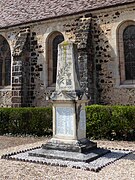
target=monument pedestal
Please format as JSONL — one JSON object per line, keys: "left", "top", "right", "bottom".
{"left": 42, "top": 99, "right": 97, "bottom": 153}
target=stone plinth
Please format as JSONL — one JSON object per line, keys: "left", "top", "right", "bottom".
{"left": 29, "top": 147, "right": 109, "bottom": 163}
{"left": 42, "top": 138, "right": 97, "bottom": 153}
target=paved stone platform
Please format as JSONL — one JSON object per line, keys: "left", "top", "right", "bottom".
{"left": 1, "top": 147, "right": 132, "bottom": 172}
{"left": 29, "top": 147, "right": 110, "bottom": 163}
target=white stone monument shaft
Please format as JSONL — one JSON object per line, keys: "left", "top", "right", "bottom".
{"left": 49, "top": 41, "right": 93, "bottom": 148}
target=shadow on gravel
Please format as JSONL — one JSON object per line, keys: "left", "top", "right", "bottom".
{"left": 122, "top": 152, "right": 135, "bottom": 160}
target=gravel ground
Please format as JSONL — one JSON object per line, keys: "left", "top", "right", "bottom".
{"left": 0, "top": 136, "right": 135, "bottom": 180}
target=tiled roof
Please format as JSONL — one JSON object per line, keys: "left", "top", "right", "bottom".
{"left": 0, "top": 0, "right": 135, "bottom": 28}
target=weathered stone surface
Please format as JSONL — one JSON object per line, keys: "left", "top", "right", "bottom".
{"left": 56, "top": 41, "right": 80, "bottom": 92}
{"left": 0, "top": 91, "right": 12, "bottom": 107}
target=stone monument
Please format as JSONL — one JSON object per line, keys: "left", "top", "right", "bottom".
{"left": 43, "top": 41, "right": 97, "bottom": 152}
{"left": 29, "top": 41, "right": 109, "bottom": 162}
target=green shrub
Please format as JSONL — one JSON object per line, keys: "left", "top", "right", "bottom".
{"left": 0, "top": 107, "right": 52, "bottom": 136}
{"left": 86, "top": 105, "right": 135, "bottom": 141}
{"left": 28, "top": 108, "right": 52, "bottom": 136}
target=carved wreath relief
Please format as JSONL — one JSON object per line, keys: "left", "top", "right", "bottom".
{"left": 57, "top": 61, "right": 72, "bottom": 87}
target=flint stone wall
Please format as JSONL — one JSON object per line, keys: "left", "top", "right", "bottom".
{"left": 91, "top": 3, "right": 135, "bottom": 105}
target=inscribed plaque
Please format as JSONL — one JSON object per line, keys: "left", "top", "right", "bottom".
{"left": 56, "top": 107, "right": 74, "bottom": 136}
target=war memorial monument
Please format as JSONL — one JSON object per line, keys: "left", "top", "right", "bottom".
{"left": 29, "top": 41, "right": 109, "bottom": 162}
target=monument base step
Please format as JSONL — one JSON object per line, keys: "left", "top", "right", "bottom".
{"left": 29, "top": 147, "right": 110, "bottom": 163}
{"left": 42, "top": 138, "right": 97, "bottom": 153}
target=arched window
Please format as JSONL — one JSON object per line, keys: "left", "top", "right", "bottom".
{"left": 47, "top": 32, "right": 64, "bottom": 86}
{"left": 123, "top": 25, "right": 135, "bottom": 81}
{"left": 118, "top": 21, "right": 135, "bottom": 85}
{"left": 0, "top": 35, "right": 11, "bottom": 86}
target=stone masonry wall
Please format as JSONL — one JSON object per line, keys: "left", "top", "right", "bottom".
{"left": 0, "top": 26, "right": 44, "bottom": 107}
{"left": 11, "top": 27, "right": 48, "bottom": 107}
{"left": 91, "top": 4, "right": 135, "bottom": 105}
{"left": 12, "top": 27, "right": 31, "bottom": 107}
{"left": 1, "top": 3, "right": 135, "bottom": 107}
{"left": 3, "top": 15, "right": 92, "bottom": 107}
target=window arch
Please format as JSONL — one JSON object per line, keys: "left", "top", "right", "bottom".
{"left": 47, "top": 31, "right": 64, "bottom": 86}
{"left": 123, "top": 25, "right": 135, "bottom": 80}
{"left": 118, "top": 21, "right": 135, "bottom": 84}
{"left": 0, "top": 35, "right": 11, "bottom": 86}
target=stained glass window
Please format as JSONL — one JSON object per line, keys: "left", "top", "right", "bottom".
{"left": 0, "top": 35, "right": 11, "bottom": 86}
{"left": 123, "top": 25, "right": 135, "bottom": 81}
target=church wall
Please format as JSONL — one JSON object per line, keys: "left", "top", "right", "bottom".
{"left": 1, "top": 3, "right": 135, "bottom": 107}
{"left": 91, "top": 3, "right": 135, "bottom": 105}
{"left": 0, "top": 14, "right": 92, "bottom": 107}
